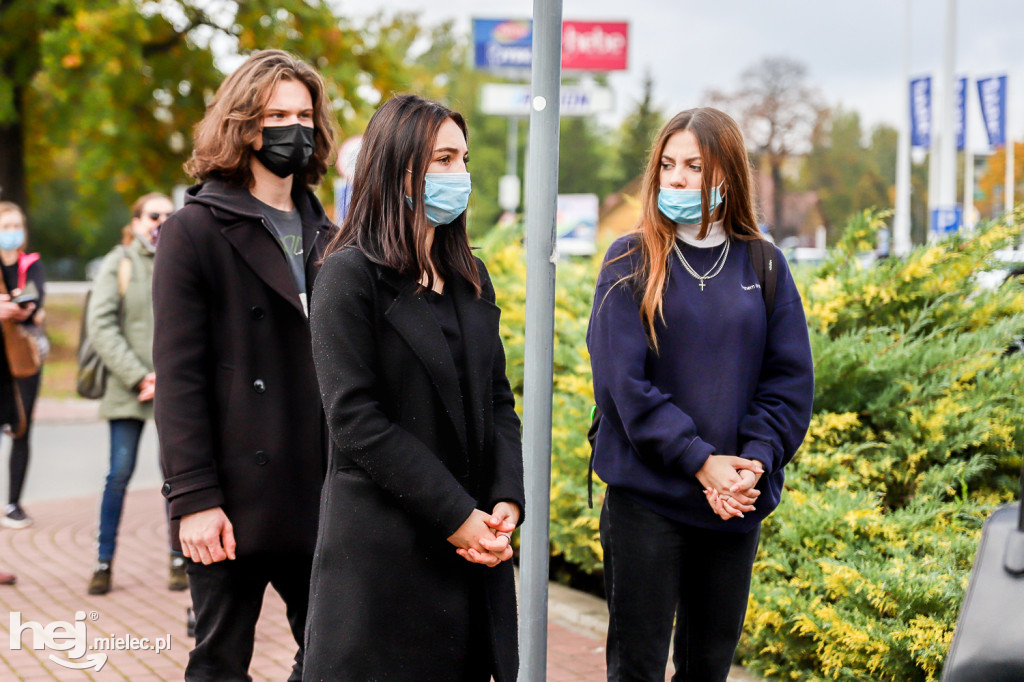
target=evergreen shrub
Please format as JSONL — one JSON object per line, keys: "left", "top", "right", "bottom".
{"left": 478, "top": 211, "right": 1024, "bottom": 680}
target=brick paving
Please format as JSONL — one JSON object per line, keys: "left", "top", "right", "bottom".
{"left": 0, "top": 488, "right": 615, "bottom": 681}
{"left": 0, "top": 399, "right": 760, "bottom": 681}
{"left": 0, "top": 488, "right": 298, "bottom": 681}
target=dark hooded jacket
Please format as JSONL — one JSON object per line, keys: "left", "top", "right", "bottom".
{"left": 153, "top": 179, "right": 334, "bottom": 557}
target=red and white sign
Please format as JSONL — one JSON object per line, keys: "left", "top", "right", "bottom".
{"left": 561, "top": 21, "right": 628, "bottom": 72}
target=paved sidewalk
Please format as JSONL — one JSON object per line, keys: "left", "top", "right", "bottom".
{"left": 0, "top": 489, "right": 615, "bottom": 681}
{"left": 0, "top": 400, "right": 760, "bottom": 680}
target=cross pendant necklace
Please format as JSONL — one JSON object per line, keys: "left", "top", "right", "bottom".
{"left": 673, "top": 238, "right": 730, "bottom": 292}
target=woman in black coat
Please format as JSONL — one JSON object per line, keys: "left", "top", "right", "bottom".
{"left": 305, "top": 94, "right": 525, "bottom": 682}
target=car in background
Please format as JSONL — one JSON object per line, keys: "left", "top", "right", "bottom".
{"left": 975, "top": 248, "right": 1024, "bottom": 291}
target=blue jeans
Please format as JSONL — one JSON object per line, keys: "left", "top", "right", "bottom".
{"left": 97, "top": 419, "right": 177, "bottom": 563}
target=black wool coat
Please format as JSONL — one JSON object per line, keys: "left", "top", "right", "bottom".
{"left": 153, "top": 179, "right": 334, "bottom": 557}
{"left": 303, "top": 247, "right": 525, "bottom": 682}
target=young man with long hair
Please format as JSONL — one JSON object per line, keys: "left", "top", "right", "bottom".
{"left": 153, "top": 50, "right": 336, "bottom": 680}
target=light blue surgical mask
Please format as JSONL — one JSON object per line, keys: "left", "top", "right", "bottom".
{"left": 0, "top": 229, "right": 25, "bottom": 252}
{"left": 405, "top": 172, "right": 472, "bottom": 227}
{"left": 658, "top": 185, "right": 724, "bottom": 225}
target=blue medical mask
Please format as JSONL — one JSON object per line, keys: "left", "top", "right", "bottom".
{"left": 658, "top": 185, "right": 724, "bottom": 224}
{"left": 0, "top": 229, "right": 25, "bottom": 252}
{"left": 405, "top": 172, "right": 472, "bottom": 227}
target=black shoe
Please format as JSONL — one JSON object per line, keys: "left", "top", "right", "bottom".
{"left": 186, "top": 607, "right": 196, "bottom": 638}
{"left": 87, "top": 563, "right": 112, "bottom": 595}
{"left": 2, "top": 504, "right": 32, "bottom": 529}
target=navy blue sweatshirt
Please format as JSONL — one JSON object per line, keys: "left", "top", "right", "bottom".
{"left": 587, "top": 235, "right": 814, "bottom": 532}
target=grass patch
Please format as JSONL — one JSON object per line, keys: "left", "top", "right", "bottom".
{"left": 39, "top": 292, "right": 87, "bottom": 400}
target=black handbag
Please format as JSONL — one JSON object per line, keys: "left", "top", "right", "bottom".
{"left": 941, "top": 472, "right": 1024, "bottom": 681}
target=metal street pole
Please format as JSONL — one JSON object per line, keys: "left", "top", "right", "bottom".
{"left": 963, "top": 75, "right": 975, "bottom": 231}
{"left": 927, "top": 125, "right": 940, "bottom": 241}
{"left": 507, "top": 117, "right": 520, "bottom": 178}
{"left": 894, "top": 0, "right": 913, "bottom": 254}
{"left": 936, "top": 0, "right": 958, "bottom": 232}
{"left": 519, "top": 0, "right": 562, "bottom": 679}
{"left": 1006, "top": 77, "right": 1015, "bottom": 226}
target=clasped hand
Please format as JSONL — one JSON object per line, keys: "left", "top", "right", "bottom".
{"left": 447, "top": 501, "right": 519, "bottom": 567}
{"left": 695, "top": 455, "right": 763, "bottom": 521}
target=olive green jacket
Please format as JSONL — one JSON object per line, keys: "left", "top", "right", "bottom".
{"left": 86, "top": 238, "right": 154, "bottom": 421}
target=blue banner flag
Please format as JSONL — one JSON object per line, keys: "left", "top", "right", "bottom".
{"left": 977, "top": 76, "right": 1007, "bottom": 148}
{"left": 910, "top": 77, "right": 931, "bottom": 148}
{"left": 955, "top": 77, "right": 967, "bottom": 151}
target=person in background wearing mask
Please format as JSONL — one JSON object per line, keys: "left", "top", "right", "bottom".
{"left": 0, "top": 201, "right": 46, "bottom": 530}
{"left": 86, "top": 192, "right": 183, "bottom": 595}
{"left": 304, "top": 94, "right": 524, "bottom": 682}
{"left": 587, "top": 108, "right": 814, "bottom": 681}
{"left": 153, "top": 50, "right": 336, "bottom": 680}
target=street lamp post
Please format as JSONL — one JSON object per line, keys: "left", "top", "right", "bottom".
{"left": 519, "top": 0, "right": 563, "bottom": 679}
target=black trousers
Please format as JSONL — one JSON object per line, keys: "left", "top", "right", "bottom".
{"left": 600, "top": 486, "right": 761, "bottom": 682}
{"left": 185, "top": 553, "right": 313, "bottom": 682}
{"left": 7, "top": 371, "right": 40, "bottom": 506}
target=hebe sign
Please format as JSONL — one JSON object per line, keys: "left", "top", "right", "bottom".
{"left": 562, "top": 21, "right": 628, "bottom": 71}
{"left": 473, "top": 18, "right": 628, "bottom": 72}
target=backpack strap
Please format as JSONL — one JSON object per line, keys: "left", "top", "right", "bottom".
{"left": 747, "top": 239, "right": 778, "bottom": 318}
{"left": 16, "top": 253, "right": 40, "bottom": 292}
{"left": 587, "top": 405, "right": 601, "bottom": 508}
{"left": 116, "top": 246, "right": 133, "bottom": 298}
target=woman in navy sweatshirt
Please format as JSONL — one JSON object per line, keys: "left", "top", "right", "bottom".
{"left": 587, "top": 107, "right": 814, "bottom": 681}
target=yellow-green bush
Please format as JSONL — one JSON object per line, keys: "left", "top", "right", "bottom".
{"left": 479, "top": 212, "right": 1024, "bottom": 680}
{"left": 479, "top": 225, "right": 604, "bottom": 573}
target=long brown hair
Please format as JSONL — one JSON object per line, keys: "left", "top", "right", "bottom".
{"left": 615, "top": 107, "right": 762, "bottom": 350}
{"left": 324, "top": 94, "right": 480, "bottom": 295}
{"left": 185, "top": 50, "right": 336, "bottom": 188}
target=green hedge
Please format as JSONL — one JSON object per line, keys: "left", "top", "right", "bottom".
{"left": 478, "top": 212, "right": 1024, "bottom": 680}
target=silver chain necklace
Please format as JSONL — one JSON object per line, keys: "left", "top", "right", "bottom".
{"left": 672, "top": 238, "right": 730, "bottom": 291}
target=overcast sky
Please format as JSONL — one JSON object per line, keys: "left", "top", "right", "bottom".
{"left": 336, "top": 0, "right": 1024, "bottom": 153}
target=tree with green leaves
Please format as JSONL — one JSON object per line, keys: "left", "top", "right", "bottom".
{"left": 1, "top": 1, "right": 454, "bottom": 267}
{"left": 801, "top": 108, "right": 891, "bottom": 241}
{"left": 614, "top": 70, "right": 662, "bottom": 190}
{"left": 558, "top": 116, "right": 616, "bottom": 199}
{"left": 704, "top": 56, "right": 824, "bottom": 239}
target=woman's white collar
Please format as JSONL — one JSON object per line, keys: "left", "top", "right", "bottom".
{"left": 675, "top": 219, "right": 726, "bottom": 247}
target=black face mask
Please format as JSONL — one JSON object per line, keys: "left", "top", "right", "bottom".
{"left": 253, "top": 124, "right": 316, "bottom": 178}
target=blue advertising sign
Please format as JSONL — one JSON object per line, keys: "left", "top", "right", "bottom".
{"left": 955, "top": 77, "right": 966, "bottom": 151}
{"left": 473, "top": 19, "right": 533, "bottom": 69}
{"left": 910, "top": 77, "right": 931, "bottom": 148}
{"left": 977, "top": 75, "right": 1007, "bottom": 148}
{"left": 931, "top": 206, "right": 962, "bottom": 236}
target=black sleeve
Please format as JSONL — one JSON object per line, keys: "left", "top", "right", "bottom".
{"left": 477, "top": 260, "right": 526, "bottom": 525}
{"left": 27, "top": 260, "right": 45, "bottom": 310}
{"left": 153, "top": 214, "right": 224, "bottom": 518}
{"left": 22, "top": 260, "right": 45, "bottom": 324}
